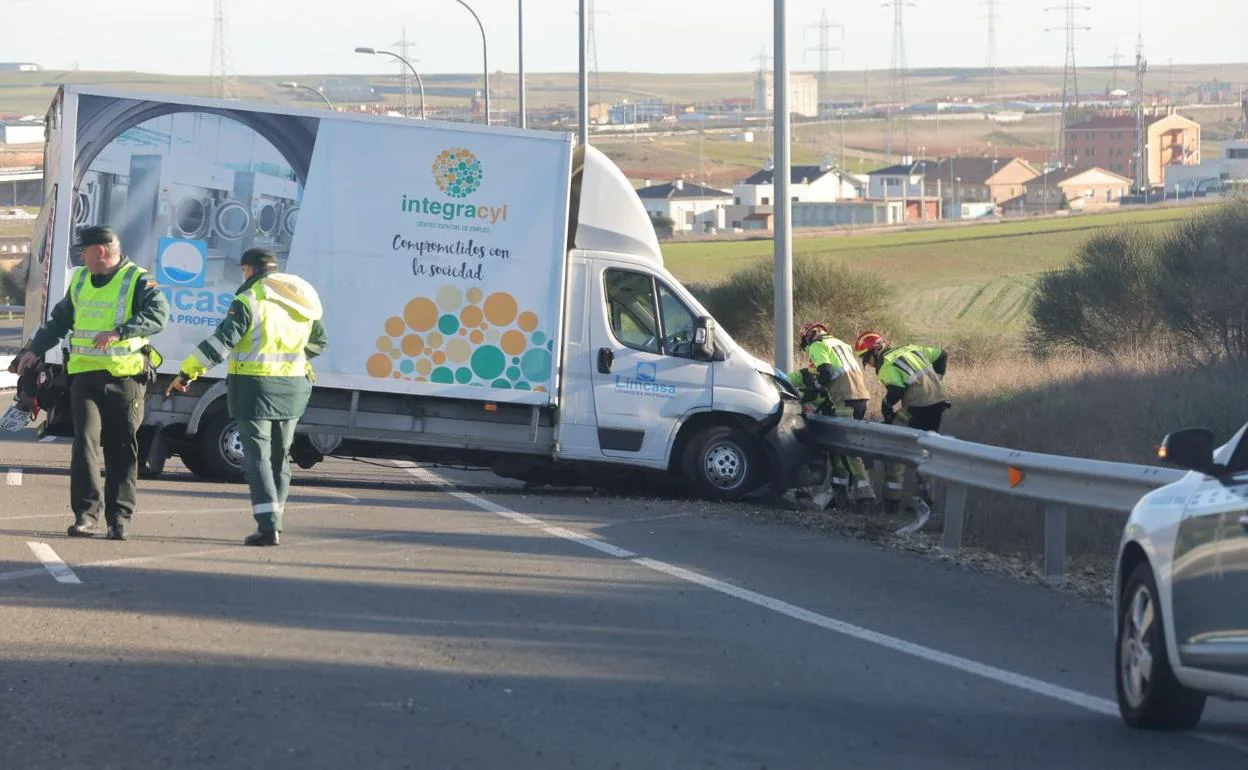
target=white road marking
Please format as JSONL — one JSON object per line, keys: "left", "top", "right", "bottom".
{"left": 26, "top": 541, "right": 82, "bottom": 584}
{"left": 396, "top": 462, "right": 1248, "bottom": 754}
{"left": 5, "top": 468, "right": 20, "bottom": 486}
{"left": 38, "top": 436, "right": 58, "bottom": 443}
{"left": 0, "top": 501, "right": 349, "bottom": 522}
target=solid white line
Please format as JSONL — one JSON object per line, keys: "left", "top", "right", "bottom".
{"left": 393, "top": 464, "right": 1123, "bottom": 715}
{"left": 5, "top": 468, "right": 20, "bottom": 486}
{"left": 26, "top": 541, "right": 82, "bottom": 585}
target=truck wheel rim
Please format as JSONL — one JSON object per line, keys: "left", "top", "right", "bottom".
{"left": 220, "top": 422, "right": 245, "bottom": 468}
{"left": 1120, "top": 583, "right": 1156, "bottom": 709}
{"left": 704, "top": 442, "right": 745, "bottom": 490}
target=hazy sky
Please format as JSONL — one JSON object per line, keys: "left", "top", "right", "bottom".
{"left": 5, "top": 0, "right": 1243, "bottom": 76}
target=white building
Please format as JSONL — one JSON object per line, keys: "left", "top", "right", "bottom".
{"left": 0, "top": 120, "right": 43, "bottom": 145}
{"left": 635, "top": 179, "right": 733, "bottom": 233}
{"left": 752, "top": 72, "right": 819, "bottom": 118}
{"left": 732, "top": 161, "right": 864, "bottom": 207}
{"left": 1163, "top": 138, "right": 1248, "bottom": 194}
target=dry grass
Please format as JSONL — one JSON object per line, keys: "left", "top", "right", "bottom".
{"left": 902, "top": 350, "right": 1248, "bottom": 557}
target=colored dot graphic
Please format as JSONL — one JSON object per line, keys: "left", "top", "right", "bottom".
{"left": 431, "top": 148, "right": 484, "bottom": 199}
{"left": 367, "top": 287, "right": 552, "bottom": 393}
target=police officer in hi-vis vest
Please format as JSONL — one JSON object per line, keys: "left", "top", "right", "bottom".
{"left": 15, "top": 225, "right": 170, "bottom": 540}
{"left": 168, "top": 248, "right": 328, "bottom": 546}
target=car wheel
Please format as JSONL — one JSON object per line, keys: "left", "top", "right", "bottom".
{"left": 682, "top": 425, "right": 761, "bottom": 502}
{"left": 1116, "top": 560, "right": 1207, "bottom": 730}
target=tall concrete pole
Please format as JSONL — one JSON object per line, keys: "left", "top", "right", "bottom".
{"left": 773, "top": 0, "right": 794, "bottom": 370}
{"left": 578, "top": 0, "right": 589, "bottom": 147}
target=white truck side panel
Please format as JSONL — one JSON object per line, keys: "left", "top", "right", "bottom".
{"left": 58, "top": 86, "right": 573, "bottom": 408}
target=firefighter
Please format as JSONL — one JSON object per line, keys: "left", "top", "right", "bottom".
{"left": 796, "top": 322, "right": 877, "bottom": 511}
{"left": 853, "top": 331, "right": 950, "bottom": 513}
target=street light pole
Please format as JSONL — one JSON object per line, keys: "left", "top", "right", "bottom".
{"left": 773, "top": 0, "right": 794, "bottom": 371}
{"left": 578, "top": 0, "right": 589, "bottom": 147}
{"left": 354, "top": 47, "right": 426, "bottom": 119}
{"left": 452, "top": 0, "right": 490, "bottom": 125}
{"left": 518, "top": 0, "right": 526, "bottom": 129}
{"left": 277, "top": 81, "right": 335, "bottom": 110}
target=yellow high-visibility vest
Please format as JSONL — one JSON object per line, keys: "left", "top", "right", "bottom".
{"left": 67, "top": 264, "right": 148, "bottom": 377}
{"left": 228, "top": 279, "right": 313, "bottom": 377}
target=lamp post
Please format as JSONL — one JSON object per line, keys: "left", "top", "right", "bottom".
{"left": 277, "top": 81, "right": 335, "bottom": 110}
{"left": 773, "top": 0, "right": 794, "bottom": 370}
{"left": 518, "top": 0, "right": 526, "bottom": 128}
{"left": 578, "top": 0, "right": 588, "bottom": 146}
{"left": 451, "top": 0, "right": 490, "bottom": 125}
{"left": 354, "top": 47, "right": 426, "bottom": 119}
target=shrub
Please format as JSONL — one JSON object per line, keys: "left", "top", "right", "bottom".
{"left": 1152, "top": 199, "right": 1248, "bottom": 361}
{"left": 691, "top": 255, "right": 901, "bottom": 361}
{"left": 1027, "top": 226, "right": 1164, "bottom": 355}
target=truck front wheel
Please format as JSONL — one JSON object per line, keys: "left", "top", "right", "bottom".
{"left": 682, "top": 425, "right": 761, "bottom": 502}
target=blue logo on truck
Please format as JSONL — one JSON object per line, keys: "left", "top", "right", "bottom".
{"left": 156, "top": 237, "right": 207, "bottom": 288}
{"left": 615, "top": 362, "right": 676, "bottom": 398}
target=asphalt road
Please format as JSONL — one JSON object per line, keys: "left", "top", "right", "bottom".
{"left": 1, "top": 430, "right": 1246, "bottom": 769}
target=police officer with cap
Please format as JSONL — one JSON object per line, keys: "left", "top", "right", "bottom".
{"left": 16, "top": 225, "right": 170, "bottom": 540}
{"left": 168, "top": 247, "right": 327, "bottom": 546}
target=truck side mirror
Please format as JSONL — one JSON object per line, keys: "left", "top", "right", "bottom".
{"left": 1159, "top": 428, "right": 1218, "bottom": 475}
{"left": 692, "top": 316, "right": 716, "bottom": 361}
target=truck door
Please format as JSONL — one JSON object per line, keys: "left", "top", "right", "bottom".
{"left": 589, "top": 265, "right": 712, "bottom": 462}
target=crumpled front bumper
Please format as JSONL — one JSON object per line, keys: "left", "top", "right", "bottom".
{"left": 761, "top": 398, "right": 823, "bottom": 493}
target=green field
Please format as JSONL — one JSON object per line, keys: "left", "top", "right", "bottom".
{"left": 663, "top": 205, "right": 1208, "bottom": 337}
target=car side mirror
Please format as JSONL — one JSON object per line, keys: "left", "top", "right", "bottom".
{"left": 1159, "top": 428, "right": 1218, "bottom": 475}
{"left": 692, "top": 316, "right": 716, "bottom": 361}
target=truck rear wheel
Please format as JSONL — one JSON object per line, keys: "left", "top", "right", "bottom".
{"left": 682, "top": 425, "right": 761, "bottom": 502}
{"left": 200, "top": 412, "right": 247, "bottom": 483}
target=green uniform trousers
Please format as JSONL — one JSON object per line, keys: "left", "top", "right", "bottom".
{"left": 237, "top": 418, "right": 298, "bottom": 534}
{"left": 70, "top": 371, "right": 146, "bottom": 526}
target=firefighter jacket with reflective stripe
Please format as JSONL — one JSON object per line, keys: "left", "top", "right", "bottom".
{"left": 805, "top": 335, "right": 871, "bottom": 402}
{"left": 877, "top": 344, "right": 947, "bottom": 409}
{"left": 67, "top": 263, "right": 149, "bottom": 376}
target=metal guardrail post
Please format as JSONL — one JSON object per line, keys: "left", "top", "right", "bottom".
{"left": 941, "top": 483, "right": 967, "bottom": 554}
{"left": 1044, "top": 504, "right": 1067, "bottom": 587}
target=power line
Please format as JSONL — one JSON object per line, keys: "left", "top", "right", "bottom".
{"left": 586, "top": 0, "right": 610, "bottom": 109}
{"left": 393, "top": 28, "right": 419, "bottom": 118}
{"left": 804, "top": 8, "right": 845, "bottom": 108}
{"left": 1045, "top": 0, "right": 1090, "bottom": 166}
{"left": 983, "top": 0, "right": 1003, "bottom": 101}
{"left": 210, "top": 0, "right": 237, "bottom": 100}
{"left": 884, "top": 0, "right": 915, "bottom": 161}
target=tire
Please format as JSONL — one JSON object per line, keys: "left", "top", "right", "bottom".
{"left": 1116, "top": 560, "right": 1207, "bottom": 730}
{"left": 199, "top": 412, "right": 247, "bottom": 483}
{"left": 136, "top": 426, "right": 166, "bottom": 479}
{"left": 178, "top": 448, "right": 212, "bottom": 479}
{"left": 681, "top": 425, "right": 762, "bottom": 502}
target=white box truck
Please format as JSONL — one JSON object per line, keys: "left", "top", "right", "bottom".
{"left": 17, "top": 85, "right": 813, "bottom": 501}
